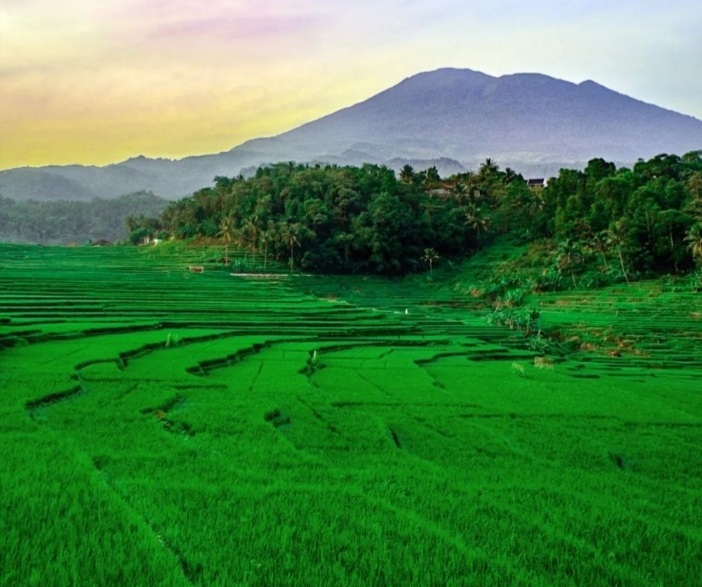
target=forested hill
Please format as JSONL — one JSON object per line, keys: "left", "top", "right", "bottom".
{"left": 0, "top": 191, "right": 169, "bottom": 245}
{"left": 130, "top": 151, "right": 702, "bottom": 282}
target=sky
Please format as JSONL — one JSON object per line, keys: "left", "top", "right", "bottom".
{"left": 1, "top": 0, "right": 701, "bottom": 170}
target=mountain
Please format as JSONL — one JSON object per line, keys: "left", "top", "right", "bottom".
{"left": 2, "top": 68, "right": 701, "bottom": 201}
{"left": 0, "top": 151, "right": 263, "bottom": 202}
{"left": 242, "top": 68, "right": 702, "bottom": 164}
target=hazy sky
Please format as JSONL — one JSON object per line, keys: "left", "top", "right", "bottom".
{"left": 1, "top": 0, "right": 701, "bottom": 170}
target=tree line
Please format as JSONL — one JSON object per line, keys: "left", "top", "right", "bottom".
{"left": 0, "top": 192, "right": 169, "bottom": 245}
{"left": 128, "top": 152, "right": 702, "bottom": 281}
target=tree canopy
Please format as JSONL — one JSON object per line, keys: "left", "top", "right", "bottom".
{"left": 127, "top": 152, "right": 702, "bottom": 280}
{"left": 0, "top": 191, "right": 168, "bottom": 245}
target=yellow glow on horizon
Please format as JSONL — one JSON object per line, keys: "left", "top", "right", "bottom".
{"left": 0, "top": 1, "right": 394, "bottom": 170}
{"left": 2, "top": 1, "right": 701, "bottom": 171}
{"left": 0, "top": 68, "right": 386, "bottom": 169}
{"left": 1, "top": 22, "right": 398, "bottom": 170}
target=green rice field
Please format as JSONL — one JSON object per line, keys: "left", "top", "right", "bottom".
{"left": 1, "top": 243, "right": 701, "bottom": 586}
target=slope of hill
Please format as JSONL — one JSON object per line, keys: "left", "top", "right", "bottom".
{"left": 0, "top": 151, "right": 263, "bottom": 202}
{"left": 2, "top": 68, "right": 701, "bottom": 201}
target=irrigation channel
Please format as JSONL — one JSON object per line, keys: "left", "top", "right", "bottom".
{"left": 1, "top": 243, "right": 701, "bottom": 587}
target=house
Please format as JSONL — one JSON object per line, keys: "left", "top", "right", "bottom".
{"left": 527, "top": 178, "right": 547, "bottom": 188}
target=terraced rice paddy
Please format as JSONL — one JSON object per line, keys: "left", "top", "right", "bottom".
{"left": 1, "top": 243, "right": 701, "bottom": 586}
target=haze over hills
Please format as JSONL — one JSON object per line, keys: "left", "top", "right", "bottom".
{"left": 2, "top": 68, "right": 701, "bottom": 202}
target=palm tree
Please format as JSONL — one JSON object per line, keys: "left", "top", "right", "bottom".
{"left": 478, "top": 158, "right": 499, "bottom": 180}
{"left": 399, "top": 164, "right": 415, "bottom": 184}
{"left": 685, "top": 224, "right": 702, "bottom": 265}
{"left": 464, "top": 204, "right": 490, "bottom": 248}
{"left": 259, "top": 228, "right": 271, "bottom": 271}
{"left": 556, "top": 239, "right": 583, "bottom": 288}
{"left": 245, "top": 218, "right": 260, "bottom": 262}
{"left": 606, "top": 220, "right": 632, "bottom": 285}
{"left": 422, "top": 247, "right": 439, "bottom": 275}
{"left": 451, "top": 181, "right": 468, "bottom": 204}
{"left": 590, "top": 230, "right": 610, "bottom": 271}
{"left": 232, "top": 227, "right": 248, "bottom": 265}
{"left": 217, "top": 215, "right": 235, "bottom": 266}
{"left": 279, "top": 223, "right": 300, "bottom": 273}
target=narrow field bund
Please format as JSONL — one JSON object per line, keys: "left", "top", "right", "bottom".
{"left": 1, "top": 242, "right": 701, "bottom": 587}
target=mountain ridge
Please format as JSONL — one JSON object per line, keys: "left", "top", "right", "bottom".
{"left": 2, "top": 68, "right": 701, "bottom": 201}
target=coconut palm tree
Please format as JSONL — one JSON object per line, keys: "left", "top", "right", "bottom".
{"left": 478, "top": 158, "right": 499, "bottom": 180}
{"left": 590, "top": 230, "right": 610, "bottom": 271}
{"left": 422, "top": 247, "right": 439, "bottom": 275}
{"left": 245, "top": 218, "right": 260, "bottom": 262}
{"left": 217, "top": 215, "right": 235, "bottom": 266}
{"left": 556, "top": 239, "right": 583, "bottom": 288}
{"left": 259, "top": 226, "right": 272, "bottom": 271}
{"left": 685, "top": 224, "right": 702, "bottom": 265}
{"left": 606, "top": 220, "right": 632, "bottom": 285}
{"left": 279, "top": 222, "right": 301, "bottom": 273}
{"left": 464, "top": 204, "right": 490, "bottom": 248}
{"left": 451, "top": 181, "right": 468, "bottom": 204}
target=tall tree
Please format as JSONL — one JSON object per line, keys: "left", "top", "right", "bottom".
{"left": 279, "top": 222, "right": 301, "bottom": 273}
{"left": 423, "top": 166, "right": 441, "bottom": 190}
{"left": 589, "top": 230, "right": 610, "bottom": 271}
{"left": 685, "top": 224, "right": 702, "bottom": 265}
{"left": 556, "top": 239, "right": 583, "bottom": 288}
{"left": 399, "top": 165, "right": 415, "bottom": 184}
{"left": 606, "top": 220, "right": 633, "bottom": 285}
{"left": 218, "top": 215, "right": 235, "bottom": 264}
{"left": 422, "top": 247, "right": 439, "bottom": 275}
{"left": 478, "top": 158, "right": 499, "bottom": 180}
{"left": 259, "top": 222, "right": 275, "bottom": 271}
{"left": 464, "top": 204, "right": 490, "bottom": 249}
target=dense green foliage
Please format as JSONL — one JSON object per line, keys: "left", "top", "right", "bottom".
{"left": 0, "top": 191, "right": 169, "bottom": 245}
{"left": 1, "top": 243, "right": 701, "bottom": 586}
{"left": 534, "top": 152, "right": 702, "bottom": 280}
{"left": 147, "top": 162, "right": 505, "bottom": 273}
{"left": 132, "top": 152, "right": 702, "bottom": 280}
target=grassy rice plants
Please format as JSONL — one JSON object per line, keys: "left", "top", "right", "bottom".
{"left": 0, "top": 243, "right": 700, "bottom": 586}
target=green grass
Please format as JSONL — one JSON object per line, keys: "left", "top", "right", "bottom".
{"left": 1, "top": 242, "right": 701, "bottom": 586}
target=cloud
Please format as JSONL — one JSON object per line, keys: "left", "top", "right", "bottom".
{"left": 2, "top": 0, "right": 702, "bottom": 169}
{"left": 149, "top": 14, "right": 323, "bottom": 41}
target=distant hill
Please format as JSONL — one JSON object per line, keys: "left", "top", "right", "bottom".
{"left": 2, "top": 68, "right": 701, "bottom": 201}
{"left": 0, "top": 191, "right": 169, "bottom": 244}
{"left": 0, "top": 152, "right": 262, "bottom": 202}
